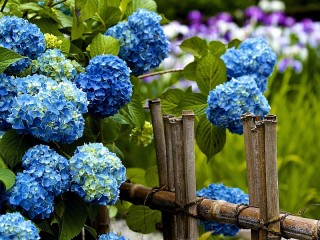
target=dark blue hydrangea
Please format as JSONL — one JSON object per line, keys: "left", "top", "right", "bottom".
{"left": 197, "top": 183, "right": 249, "bottom": 237}
{"left": 74, "top": 54, "right": 132, "bottom": 117}
{"left": 0, "top": 212, "right": 40, "bottom": 239}
{"left": 221, "top": 37, "right": 277, "bottom": 92}
{"left": 0, "top": 16, "right": 45, "bottom": 74}
{"left": 7, "top": 74, "right": 88, "bottom": 143}
{"left": 22, "top": 144, "right": 71, "bottom": 196}
{"left": 105, "top": 9, "right": 169, "bottom": 75}
{"left": 7, "top": 172, "right": 54, "bottom": 219}
{"left": 0, "top": 74, "right": 16, "bottom": 130}
{"left": 70, "top": 143, "right": 126, "bottom": 205}
{"left": 206, "top": 76, "right": 270, "bottom": 134}
{"left": 98, "top": 232, "right": 127, "bottom": 240}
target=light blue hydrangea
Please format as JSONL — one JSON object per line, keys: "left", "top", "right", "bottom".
{"left": 0, "top": 212, "right": 40, "bottom": 239}
{"left": 0, "top": 74, "right": 16, "bottom": 130}
{"left": 221, "top": 38, "right": 277, "bottom": 92}
{"left": 206, "top": 76, "right": 270, "bottom": 134}
{"left": 74, "top": 54, "right": 132, "bottom": 117}
{"left": 7, "top": 172, "right": 55, "bottom": 219}
{"left": 22, "top": 144, "right": 71, "bottom": 196}
{"left": 105, "top": 9, "right": 169, "bottom": 75}
{"left": 197, "top": 183, "right": 249, "bottom": 237}
{"left": 0, "top": 16, "right": 45, "bottom": 74}
{"left": 70, "top": 143, "right": 126, "bottom": 205}
{"left": 33, "top": 49, "right": 77, "bottom": 82}
{"left": 98, "top": 232, "right": 127, "bottom": 240}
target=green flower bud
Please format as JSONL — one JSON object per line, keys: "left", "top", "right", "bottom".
{"left": 130, "top": 121, "right": 153, "bottom": 147}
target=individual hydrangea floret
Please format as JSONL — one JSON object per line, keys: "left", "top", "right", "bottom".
{"left": 74, "top": 54, "right": 132, "bottom": 117}
{"left": 22, "top": 144, "right": 71, "bottom": 196}
{"left": 33, "top": 49, "right": 77, "bottom": 82}
{"left": 98, "top": 232, "right": 127, "bottom": 240}
{"left": 0, "top": 212, "right": 40, "bottom": 239}
{"left": 197, "top": 183, "right": 249, "bottom": 237}
{"left": 70, "top": 143, "right": 126, "bottom": 205}
{"left": 221, "top": 37, "right": 277, "bottom": 92}
{"left": 0, "top": 16, "right": 45, "bottom": 74}
{"left": 206, "top": 76, "right": 270, "bottom": 134}
{"left": 44, "top": 33, "right": 63, "bottom": 49}
{"left": 0, "top": 74, "right": 16, "bottom": 130}
{"left": 129, "top": 121, "right": 153, "bottom": 147}
{"left": 7, "top": 74, "right": 87, "bottom": 143}
{"left": 105, "top": 9, "right": 169, "bottom": 75}
{"left": 7, "top": 172, "right": 54, "bottom": 219}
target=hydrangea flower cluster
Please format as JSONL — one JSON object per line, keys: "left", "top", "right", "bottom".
{"left": 7, "top": 74, "right": 88, "bottom": 143}
{"left": 0, "top": 16, "right": 45, "bottom": 74}
{"left": 221, "top": 38, "right": 277, "bottom": 92}
{"left": 70, "top": 143, "right": 126, "bottom": 205}
{"left": 129, "top": 121, "right": 153, "bottom": 147}
{"left": 0, "top": 212, "right": 40, "bottom": 239}
{"left": 206, "top": 76, "right": 270, "bottom": 134}
{"left": 0, "top": 74, "right": 16, "bottom": 130}
{"left": 74, "top": 54, "right": 132, "bottom": 117}
{"left": 33, "top": 49, "right": 77, "bottom": 82}
{"left": 105, "top": 9, "right": 169, "bottom": 75}
{"left": 197, "top": 183, "right": 249, "bottom": 236}
{"left": 44, "top": 33, "right": 63, "bottom": 49}
{"left": 98, "top": 232, "right": 127, "bottom": 240}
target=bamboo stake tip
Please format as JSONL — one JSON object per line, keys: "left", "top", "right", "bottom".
{"left": 148, "top": 99, "right": 161, "bottom": 105}
{"left": 169, "top": 117, "right": 182, "bottom": 124}
{"left": 182, "top": 110, "right": 195, "bottom": 116}
{"left": 241, "top": 112, "right": 255, "bottom": 121}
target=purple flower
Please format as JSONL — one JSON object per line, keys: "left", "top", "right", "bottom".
{"left": 263, "top": 12, "right": 286, "bottom": 26}
{"left": 278, "top": 58, "right": 302, "bottom": 73}
{"left": 244, "top": 6, "right": 265, "bottom": 21}
{"left": 283, "top": 16, "right": 296, "bottom": 27}
{"left": 187, "top": 10, "right": 203, "bottom": 24}
{"left": 301, "top": 18, "right": 314, "bottom": 33}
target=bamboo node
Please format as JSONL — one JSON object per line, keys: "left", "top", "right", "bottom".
{"left": 143, "top": 185, "right": 167, "bottom": 207}
{"left": 234, "top": 204, "right": 251, "bottom": 228}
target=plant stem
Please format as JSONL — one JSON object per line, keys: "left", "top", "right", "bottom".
{"left": 137, "top": 68, "right": 184, "bottom": 79}
{"left": 0, "top": 0, "right": 9, "bottom": 12}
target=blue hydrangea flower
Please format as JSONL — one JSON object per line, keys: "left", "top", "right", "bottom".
{"left": 0, "top": 212, "right": 40, "bottom": 239}
{"left": 0, "top": 74, "right": 16, "bottom": 130}
{"left": 7, "top": 74, "right": 88, "bottom": 143}
{"left": 206, "top": 76, "right": 270, "bottom": 134}
{"left": 70, "top": 143, "right": 126, "bottom": 205}
{"left": 197, "top": 183, "right": 249, "bottom": 237}
{"left": 7, "top": 172, "right": 54, "bottom": 219}
{"left": 0, "top": 16, "right": 45, "bottom": 74}
{"left": 22, "top": 144, "right": 71, "bottom": 196}
{"left": 105, "top": 9, "right": 169, "bottom": 75}
{"left": 74, "top": 54, "right": 132, "bottom": 117}
{"left": 98, "top": 232, "right": 127, "bottom": 240}
{"left": 221, "top": 38, "right": 277, "bottom": 92}
{"left": 33, "top": 49, "right": 77, "bottom": 82}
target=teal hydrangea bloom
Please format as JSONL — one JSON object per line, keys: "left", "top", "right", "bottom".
{"left": 33, "top": 49, "right": 77, "bottom": 82}
{"left": 197, "top": 183, "right": 249, "bottom": 237}
{"left": 105, "top": 9, "right": 169, "bottom": 75}
{"left": 0, "top": 212, "right": 40, "bottom": 239}
{"left": 98, "top": 232, "right": 127, "bottom": 240}
{"left": 7, "top": 74, "right": 88, "bottom": 143}
{"left": 70, "top": 143, "right": 126, "bottom": 205}
{"left": 0, "top": 74, "right": 16, "bottom": 130}
{"left": 74, "top": 54, "right": 132, "bottom": 117}
{"left": 221, "top": 38, "right": 277, "bottom": 92}
{"left": 22, "top": 144, "right": 71, "bottom": 197}
{"left": 206, "top": 76, "right": 270, "bottom": 134}
{"left": 0, "top": 16, "right": 45, "bottom": 74}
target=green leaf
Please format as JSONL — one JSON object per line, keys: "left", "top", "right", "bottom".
{"left": 126, "top": 205, "right": 161, "bottom": 234}
{"left": 180, "top": 37, "right": 208, "bottom": 58}
{"left": 195, "top": 115, "right": 226, "bottom": 160}
{"left": 144, "top": 165, "right": 159, "bottom": 187}
{"left": 58, "top": 37, "right": 71, "bottom": 53}
{"left": 0, "top": 47, "right": 26, "bottom": 73}
{"left": 160, "top": 88, "right": 185, "bottom": 116}
{"left": 86, "top": 204, "right": 100, "bottom": 222}
{"left": 183, "top": 61, "right": 197, "bottom": 80}
{"left": 120, "top": 0, "right": 131, "bottom": 14}
{"left": 179, "top": 93, "right": 207, "bottom": 116}
{"left": 126, "top": 168, "right": 146, "bottom": 185}
{"left": 90, "top": 34, "right": 120, "bottom": 57}
{"left": 228, "top": 39, "right": 241, "bottom": 49}
{"left": 104, "top": 7, "right": 122, "bottom": 28}
{"left": 106, "top": 0, "right": 121, "bottom": 7}
{"left": 104, "top": 143, "right": 125, "bottom": 159}
{"left": 75, "top": 0, "right": 99, "bottom": 23}
{"left": 55, "top": 10, "right": 73, "bottom": 28}
{"left": 0, "top": 168, "right": 15, "bottom": 191}
{"left": 195, "top": 53, "right": 227, "bottom": 95}
{"left": 198, "top": 231, "right": 214, "bottom": 240}
{"left": 71, "top": 11, "right": 86, "bottom": 40}
{"left": 208, "top": 41, "right": 227, "bottom": 57}
{"left": 126, "top": 0, "right": 157, "bottom": 16}
{"left": 31, "top": 19, "right": 63, "bottom": 36}
{"left": 84, "top": 225, "right": 97, "bottom": 238}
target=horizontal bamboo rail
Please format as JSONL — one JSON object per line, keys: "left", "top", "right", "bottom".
{"left": 120, "top": 182, "right": 320, "bottom": 240}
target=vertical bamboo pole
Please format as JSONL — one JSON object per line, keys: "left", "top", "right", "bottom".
{"left": 264, "top": 115, "right": 281, "bottom": 239}
{"left": 94, "top": 206, "right": 110, "bottom": 235}
{"left": 242, "top": 113, "right": 259, "bottom": 240}
{"left": 170, "top": 117, "right": 188, "bottom": 240}
{"left": 182, "top": 110, "right": 198, "bottom": 239}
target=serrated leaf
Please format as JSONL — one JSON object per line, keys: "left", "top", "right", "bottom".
{"left": 126, "top": 168, "right": 146, "bottom": 185}
{"left": 0, "top": 47, "right": 26, "bottom": 73}
{"left": 104, "top": 7, "right": 122, "bottom": 28}
{"left": 120, "top": 0, "right": 131, "bottom": 14}
{"left": 75, "top": 0, "right": 99, "bottom": 23}
{"left": 195, "top": 53, "right": 227, "bottom": 95}
{"left": 228, "top": 39, "right": 241, "bottom": 49}
{"left": 126, "top": 0, "right": 157, "bottom": 16}
{"left": 144, "top": 165, "right": 159, "bottom": 187}
{"left": 126, "top": 205, "right": 161, "bottom": 234}
{"left": 55, "top": 10, "right": 73, "bottom": 28}
{"left": 160, "top": 88, "right": 185, "bottom": 116}
{"left": 90, "top": 34, "right": 119, "bottom": 57}
{"left": 31, "top": 19, "right": 63, "bottom": 36}
{"left": 208, "top": 41, "right": 227, "bottom": 56}
{"left": 180, "top": 37, "right": 208, "bottom": 58}
{"left": 71, "top": 11, "right": 86, "bottom": 40}
{"left": 0, "top": 168, "right": 15, "bottom": 191}
{"left": 195, "top": 115, "right": 226, "bottom": 160}
{"left": 183, "top": 61, "right": 197, "bottom": 80}
{"left": 58, "top": 37, "right": 71, "bottom": 53}
{"left": 179, "top": 93, "right": 207, "bottom": 116}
